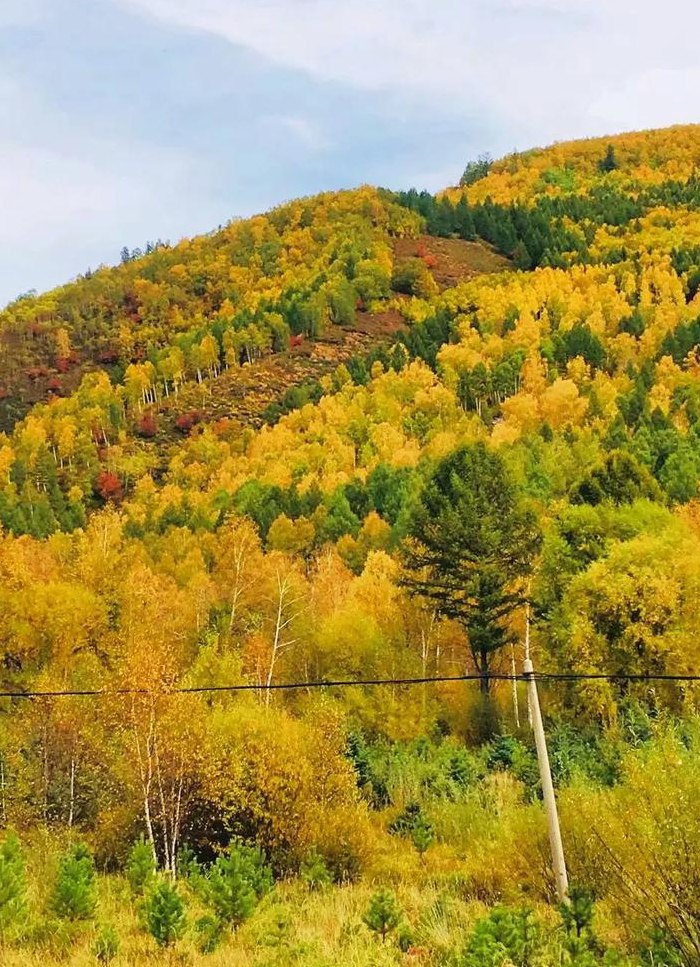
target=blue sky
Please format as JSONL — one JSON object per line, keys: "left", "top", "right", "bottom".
{"left": 1, "top": 0, "right": 698, "bottom": 307}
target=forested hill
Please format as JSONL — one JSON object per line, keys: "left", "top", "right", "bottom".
{"left": 2, "top": 125, "right": 700, "bottom": 964}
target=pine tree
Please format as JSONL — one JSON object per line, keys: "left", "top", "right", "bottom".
{"left": 206, "top": 844, "right": 271, "bottom": 930}
{"left": 50, "top": 842, "right": 97, "bottom": 921}
{"left": 598, "top": 144, "right": 619, "bottom": 173}
{"left": 143, "top": 880, "right": 186, "bottom": 948}
{"left": 362, "top": 888, "right": 402, "bottom": 942}
{"left": 462, "top": 906, "right": 543, "bottom": 967}
{"left": 411, "top": 815, "right": 436, "bottom": 860}
{"left": 402, "top": 444, "right": 540, "bottom": 694}
{"left": 299, "top": 849, "right": 332, "bottom": 890}
{"left": 126, "top": 838, "right": 156, "bottom": 896}
{"left": 0, "top": 832, "right": 26, "bottom": 939}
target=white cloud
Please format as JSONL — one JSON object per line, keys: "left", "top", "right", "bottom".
{"left": 118, "top": 0, "right": 700, "bottom": 148}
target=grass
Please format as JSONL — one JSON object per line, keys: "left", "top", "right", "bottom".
{"left": 0, "top": 875, "right": 498, "bottom": 966}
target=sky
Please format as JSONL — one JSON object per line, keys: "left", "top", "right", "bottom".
{"left": 0, "top": 0, "right": 698, "bottom": 307}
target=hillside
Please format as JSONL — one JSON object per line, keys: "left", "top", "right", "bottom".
{"left": 1, "top": 125, "right": 700, "bottom": 966}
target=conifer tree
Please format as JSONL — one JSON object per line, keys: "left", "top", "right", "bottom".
{"left": 363, "top": 888, "right": 402, "bottom": 942}
{"left": 206, "top": 844, "right": 272, "bottom": 930}
{"left": 411, "top": 815, "right": 436, "bottom": 860}
{"left": 0, "top": 832, "right": 26, "bottom": 940}
{"left": 143, "top": 880, "right": 186, "bottom": 948}
{"left": 50, "top": 842, "right": 97, "bottom": 921}
{"left": 126, "top": 838, "right": 156, "bottom": 896}
{"left": 598, "top": 144, "right": 619, "bottom": 173}
{"left": 402, "top": 444, "right": 539, "bottom": 694}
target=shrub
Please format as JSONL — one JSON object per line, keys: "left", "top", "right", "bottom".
{"left": 391, "top": 258, "right": 438, "bottom": 298}
{"left": 194, "top": 914, "right": 225, "bottom": 954}
{"left": 142, "top": 880, "right": 186, "bottom": 948}
{"left": 136, "top": 411, "right": 157, "bottom": 437}
{"left": 175, "top": 410, "right": 203, "bottom": 434}
{"left": 363, "top": 888, "right": 402, "bottom": 942}
{"left": 93, "top": 924, "right": 120, "bottom": 963}
{"left": 50, "top": 843, "right": 97, "bottom": 921}
{"left": 299, "top": 849, "right": 332, "bottom": 891}
{"left": 95, "top": 470, "right": 123, "bottom": 504}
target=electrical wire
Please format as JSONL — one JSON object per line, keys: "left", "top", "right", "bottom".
{"left": 0, "top": 670, "right": 699, "bottom": 700}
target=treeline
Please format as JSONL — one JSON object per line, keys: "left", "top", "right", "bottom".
{"left": 392, "top": 170, "right": 700, "bottom": 270}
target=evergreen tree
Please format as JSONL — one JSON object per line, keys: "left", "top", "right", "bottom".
{"left": 411, "top": 815, "right": 436, "bottom": 860}
{"left": 598, "top": 144, "right": 619, "bottom": 173}
{"left": 126, "top": 838, "right": 156, "bottom": 896}
{"left": 363, "top": 888, "right": 402, "bottom": 942}
{"left": 402, "top": 444, "right": 540, "bottom": 694}
{"left": 206, "top": 844, "right": 271, "bottom": 930}
{"left": 143, "top": 880, "right": 186, "bottom": 948}
{"left": 459, "top": 153, "right": 493, "bottom": 187}
{"left": 50, "top": 842, "right": 97, "bottom": 921}
{"left": 0, "top": 832, "right": 26, "bottom": 939}
{"left": 461, "top": 906, "right": 544, "bottom": 967}
{"left": 299, "top": 849, "right": 332, "bottom": 890}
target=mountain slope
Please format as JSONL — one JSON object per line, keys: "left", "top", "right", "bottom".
{"left": 2, "top": 126, "right": 700, "bottom": 966}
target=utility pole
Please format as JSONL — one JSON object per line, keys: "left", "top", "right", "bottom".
{"left": 510, "top": 644, "right": 520, "bottom": 729}
{"left": 523, "top": 655, "right": 569, "bottom": 903}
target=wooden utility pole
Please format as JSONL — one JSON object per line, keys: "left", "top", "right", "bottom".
{"left": 523, "top": 656, "right": 569, "bottom": 903}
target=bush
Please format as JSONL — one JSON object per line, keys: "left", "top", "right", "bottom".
{"left": 363, "top": 888, "right": 402, "bottom": 942}
{"left": 0, "top": 832, "right": 26, "bottom": 939}
{"left": 194, "top": 914, "right": 225, "bottom": 954}
{"left": 142, "top": 879, "right": 186, "bottom": 948}
{"left": 93, "top": 923, "right": 120, "bottom": 963}
{"left": 391, "top": 258, "right": 438, "bottom": 298}
{"left": 50, "top": 843, "right": 97, "bottom": 921}
{"left": 299, "top": 849, "right": 332, "bottom": 891}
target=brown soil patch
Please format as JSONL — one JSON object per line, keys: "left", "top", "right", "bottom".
{"left": 394, "top": 235, "right": 512, "bottom": 290}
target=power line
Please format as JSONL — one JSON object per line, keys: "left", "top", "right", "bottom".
{"left": 1, "top": 671, "right": 699, "bottom": 700}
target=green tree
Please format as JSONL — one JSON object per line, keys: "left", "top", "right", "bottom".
{"left": 0, "top": 832, "right": 26, "bottom": 939}
{"left": 391, "top": 258, "right": 437, "bottom": 298}
{"left": 402, "top": 444, "right": 540, "bottom": 693}
{"left": 299, "top": 849, "right": 332, "bottom": 890}
{"left": 50, "top": 843, "right": 97, "bottom": 921}
{"left": 571, "top": 450, "right": 662, "bottom": 506}
{"left": 598, "top": 144, "right": 619, "bottom": 173}
{"left": 126, "top": 838, "right": 156, "bottom": 896}
{"left": 206, "top": 844, "right": 271, "bottom": 930}
{"left": 411, "top": 815, "right": 435, "bottom": 860}
{"left": 461, "top": 906, "right": 544, "bottom": 967}
{"left": 460, "top": 153, "right": 493, "bottom": 187}
{"left": 142, "top": 880, "right": 186, "bottom": 948}
{"left": 363, "top": 888, "right": 402, "bottom": 942}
